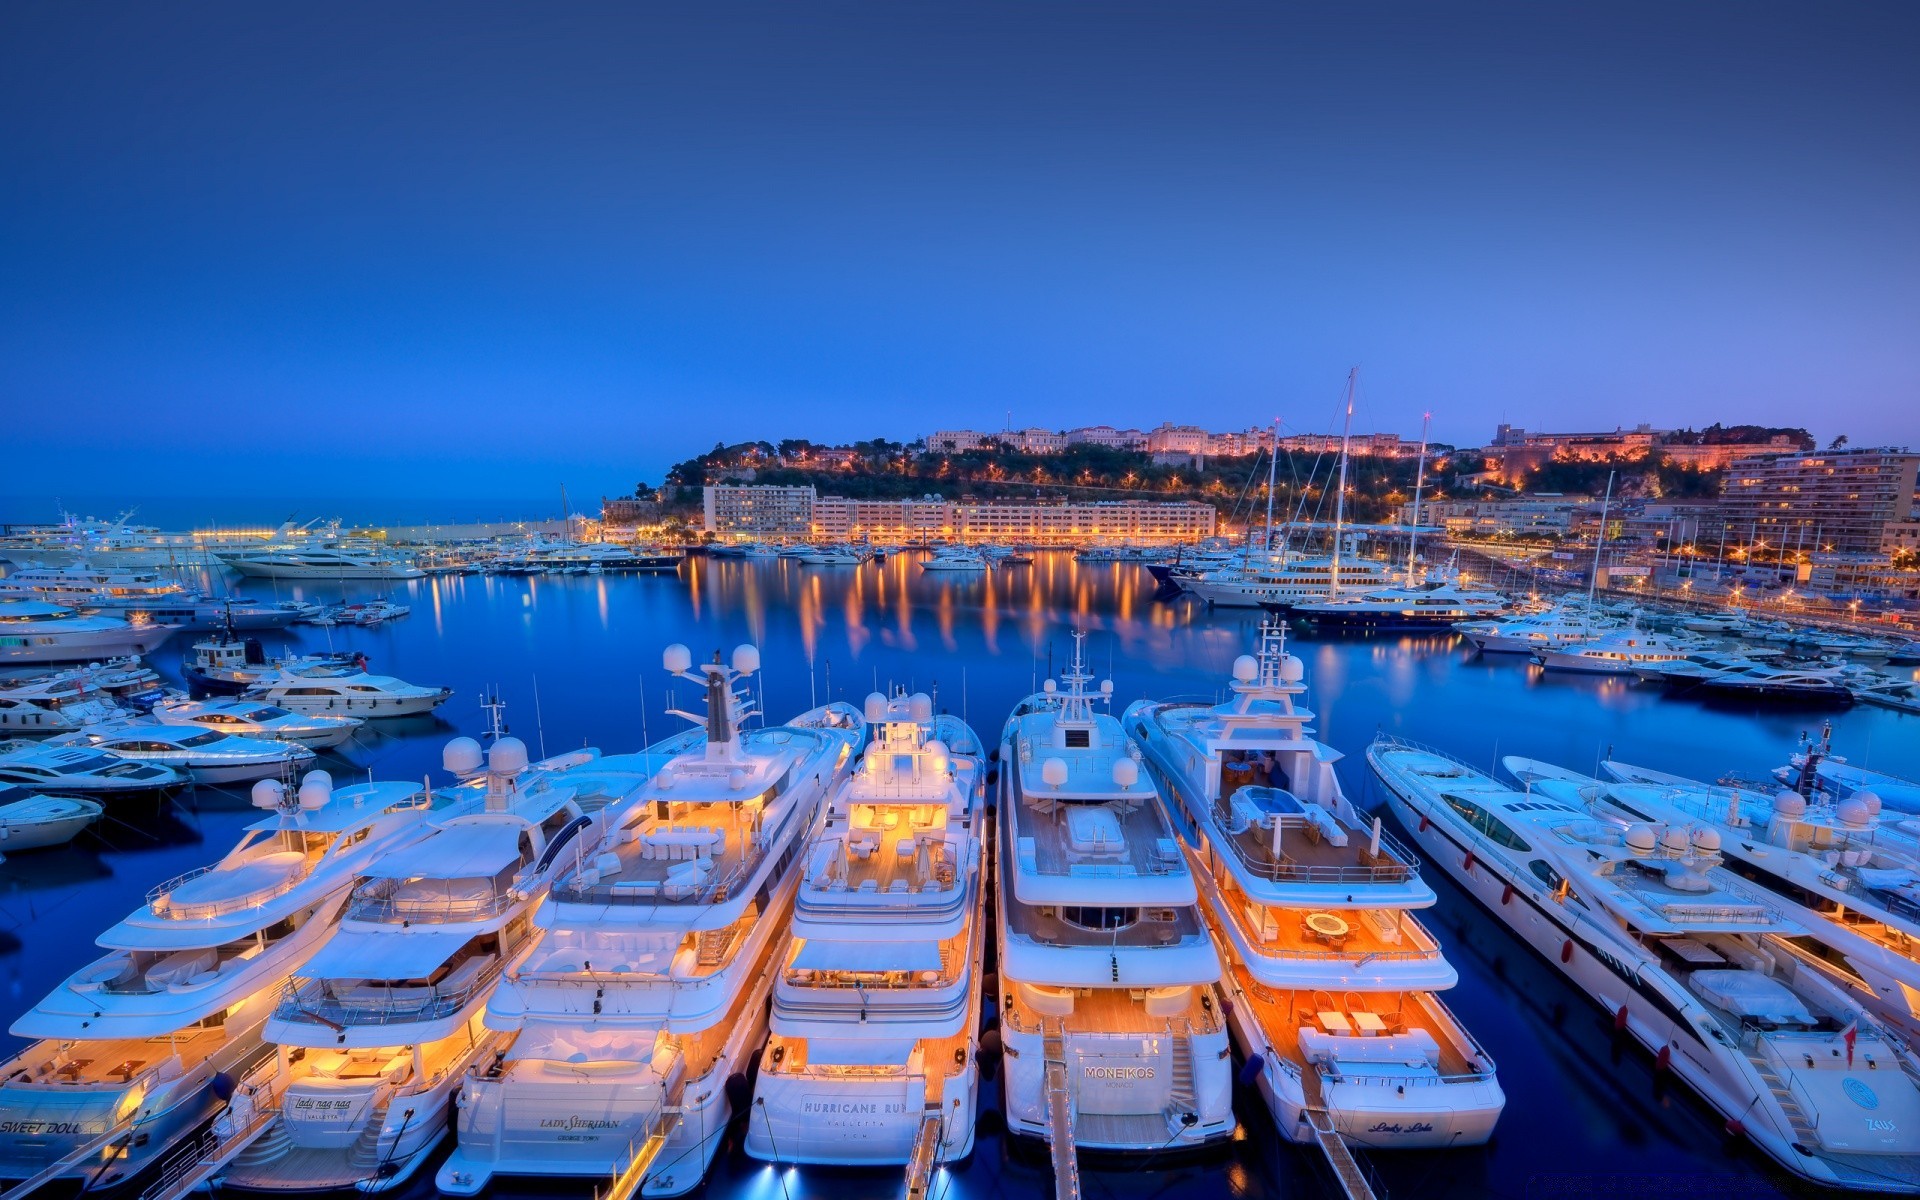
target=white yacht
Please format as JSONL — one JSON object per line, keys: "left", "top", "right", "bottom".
{"left": 0, "top": 773, "right": 435, "bottom": 1191}
{"left": 214, "top": 736, "right": 650, "bottom": 1193}
{"left": 0, "top": 738, "right": 184, "bottom": 798}
{"left": 745, "top": 690, "right": 988, "bottom": 1167}
{"left": 0, "top": 669, "right": 131, "bottom": 734}
{"left": 1530, "top": 624, "right": 1700, "bottom": 674}
{"left": 0, "top": 599, "right": 180, "bottom": 664}
{"left": 58, "top": 723, "right": 316, "bottom": 785}
{"left": 1456, "top": 604, "right": 1615, "bottom": 654}
{"left": 1371, "top": 738, "right": 1920, "bottom": 1194}
{"left": 1127, "top": 623, "right": 1502, "bottom": 1148}
{"left": 181, "top": 632, "right": 364, "bottom": 695}
{"left": 1292, "top": 581, "right": 1508, "bottom": 630}
{"left": 436, "top": 645, "right": 864, "bottom": 1198}
{"left": 798, "top": 545, "right": 867, "bottom": 566}
{"left": 1646, "top": 654, "right": 1855, "bottom": 707}
{"left": 1184, "top": 556, "right": 1398, "bottom": 609}
{"left": 920, "top": 549, "right": 988, "bottom": 573}
{"left": 246, "top": 667, "right": 453, "bottom": 718}
{"left": 0, "top": 786, "right": 102, "bottom": 851}
{"left": 996, "top": 633, "right": 1235, "bottom": 1162}
{"left": 219, "top": 546, "right": 425, "bottom": 581}
{"left": 1580, "top": 757, "right": 1920, "bottom": 1046}
{"left": 152, "top": 697, "right": 364, "bottom": 749}
{"left": 1774, "top": 725, "right": 1920, "bottom": 814}
{"left": 1, "top": 566, "right": 300, "bottom": 632}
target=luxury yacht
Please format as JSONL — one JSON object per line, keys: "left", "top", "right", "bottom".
{"left": 246, "top": 666, "right": 453, "bottom": 718}
{"left": 1127, "top": 623, "right": 1502, "bottom": 1148}
{"left": 0, "top": 738, "right": 183, "bottom": 798}
{"left": 1573, "top": 757, "right": 1920, "bottom": 1045}
{"left": 214, "top": 736, "right": 649, "bottom": 1193}
{"left": 1371, "top": 738, "right": 1920, "bottom": 1193}
{"left": 1646, "top": 654, "right": 1854, "bottom": 707}
{"left": 1774, "top": 724, "right": 1920, "bottom": 814}
{"left": 152, "top": 697, "right": 364, "bottom": 749}
{"left": 182, "top": 630, "right": 364, "bottom": 695}
{"left": 746, "top": 690, "right": 988, "bottom": 1167}
{"left": 1183, "top": 556, "right": 1398, "bottom": 609}
{"left": 0, "top": 567, "right": 299, "bottom": 631}
{"left": 0, "top": 598, "right": 179, "bottom": 664}
{"left": 1456, "top": 604, "right": 1615, "bottom": 654}
{"left": 996, "top": 633, "right": 1234, "bottom": 1160}
{"left": 0, "top": 786, "right": 102, "bottom": 851}
{"left": 0, "top": 669, "right": 131, "bottom": 734}
{"left": 1530, "top": 624, "right": 1700, "bottom": 674}
{"left": 1290, "top": 581, "right": 1507, "bottom": 630}
{"left": 436, "top": 645, "right": 864, "bottom": 1198}
{"left": 798, "top": 545, "right": 867, "bottom": 566}
{"left": 219, "top": 546, "right": 425, "bottom": 581}
{"left": 921, "top": 549, "right": 988, "bottom": 572}
{"left": 58, "top": 723, "right": 316, "bottom": 785}
{"left": 0, "top": 773, "right": 435, "bottom": 1191}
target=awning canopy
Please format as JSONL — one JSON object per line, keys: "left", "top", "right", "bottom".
{"left": 298, "top": 928, "right": 473, "bottom": 982}
{"left": 790, "top": 939, "right": 942, "bottom": 974}
{"left": 367, "top": 822, "right": 524, "bottom": 880}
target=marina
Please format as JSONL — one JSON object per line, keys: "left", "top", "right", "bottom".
{"left": 0, "top": 549, "right": 1914, "bottom": 1198}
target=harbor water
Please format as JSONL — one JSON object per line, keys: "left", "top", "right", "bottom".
{"left": 4, "top": 552, "right": 1917, "bottom": 1199}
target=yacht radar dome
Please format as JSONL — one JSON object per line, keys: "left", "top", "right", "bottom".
{"left": 909, "top": 692, "right": 933, "bottom": 721}
{"left": 1624, "top": 824, "right": 1657, "bottom": 855}
{"left": 251, "top": 779, "right": 285, "bottom": 810}
{"left": 1690, "top": 827, "right": 1722, "bottom": 853}
{"left": 1837, "top": 797, "right": 1872, "bottom": 828}
{"left": 1280, "top": 656, "right": 1305, "bottom": 683}
{"left": 1773, "top": 790, "right": 1807, "bottom": 818}
{"left": 1660, "top": 827, "right": 1691, "bottom": 855}
{"left": 864, "top": 692, "right": 889, "bottom": 723}
{"left": 728, "top": 769, "right": 749, "bottom": 791}
{"left": 1042, "top": 758, "right": 1069, "bottom": 787}
{"left": 443, "top": 735, "right": 484, "bottom": 775}
{"left": 1232, "top": 655, "right": 1259, "bottom": 683}
{"left": 1854, "top": 789, "right": 1883, "bottom": 815}
{"left": 489, "top": 736, "right": 530, "bottom": 776}
{"left": 1043, "top": 679, "right": 1056, "bottom": 693}
{"left": 298, "top": 770, "right": 333, "bottom": 810}
{"left": 1112, "top": 759, "right": 1139, "bottom": 788}
{"left": 663, "top": 643, "right": 693, "bottom": 674}
{"left": 731, "top": 644, "right": 761, "bottom": 675}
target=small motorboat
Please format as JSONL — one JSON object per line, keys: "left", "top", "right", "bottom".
{"left": 151, "top": 696, "right": 365, "bottom": 749}
{"left": 0, "top": 738, "right": 184, "bottom": 797}
{"left": 57, "top": 723, "right": 315, "bottom": 784}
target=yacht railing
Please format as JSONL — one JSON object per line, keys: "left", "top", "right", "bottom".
{"left": 551, "top": 855, "right": 752, "bottom": 907}
{"left": 274, "top": 957, "right": 502, "bottom": 1026}
{"left": 147, "top": 858, "right": 316, "bottom": 919}
{"left": 345, "top": 877, "right": 517, "bottom": 923}
{"left": 1215, "top": 803, "right": 1421, "bottom": 885}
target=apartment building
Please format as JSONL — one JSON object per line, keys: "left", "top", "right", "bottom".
{"left": 1066, "top": 425, "right": 1148, "bottom": 450}
{"left": 702, "top": 484, "right": 817, "bottom": 538}
{"left": 813, "top": 496, "right": 950, "bottom": 540}
{"left": 1406, "top": 495, "right": 1594, "bottom": 537}
{"left": 1713, "top": 447, "right": 1920, "bottom": 557}
{"left": 951, "top": 499, "right": 1216, "bottom": 546}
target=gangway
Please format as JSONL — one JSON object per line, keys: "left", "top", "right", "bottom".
{"left": 901, "top": 1106, "right": 944, "bottom": 1200}
{"left": 1040, "top": 1022, "right": 1080, "bottom": 1200}
{"left": 1304, "top": 1107, "right": 1380, "bottom": 1200}
{"left": 136, "top": 1100, "right": 279, "bottom": 1200}
{"left": 594, "top": 1108, "right": 681, "bottom": 1200}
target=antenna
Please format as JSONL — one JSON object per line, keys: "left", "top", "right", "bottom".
{"left": 480, "top": 690, "right": 508, "bottom": 741}
{"left": 638, "top": 671, "right": 650, "bottom": 747}
{"left": 532, "top": 672, "right": 548, "bottom": 760}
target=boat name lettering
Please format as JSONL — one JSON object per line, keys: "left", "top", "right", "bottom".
{"left": 0, "top": 1119, "right": 93, "bottom": 1135}
{"left": 538, "top": 1116, "right": 627, "bottom": 1130}
{"left": 1083, "top": 1066, "right": 1154, "bottom": 1080}
{"left": 1365, "top": 1121, "right": 1436, "bottom": 1134}
{"left": 802, "top": 1100, "right": 910, "bottom": 1116}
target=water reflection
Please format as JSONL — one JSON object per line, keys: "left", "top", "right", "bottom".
{"left": 4, "top": 551, "right": 1913, "bottom": 1199}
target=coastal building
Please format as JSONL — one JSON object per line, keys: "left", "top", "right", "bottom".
{"left": 1145, "top": 422, "right": 1212, "bottom": 455}
{"left": 1005, "top": 427, "right": 1069, "bottom": 454}
{"left": 951, "top": 499, "right": 1215, "bottom": 545}
{"left": 1712, "top": 447, "right": 1920, "bottom": 558}
{"left": 702, "top": 484, "right": 816, "bottom": 539}
{"left": 812, "top": 496, "right": 950, "bottom": 541}
{"left": 927, "top": 429, "right": 990, "bottom": 453}
{"left": 1065, "top": 424, "right": 1148, "bottom": 449}
{"left": 1406, "top": 494, "right": 1593, "bottom": 537}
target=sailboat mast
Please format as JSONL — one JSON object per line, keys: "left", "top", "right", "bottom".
{"left": 1406, "top": 411, "right": 1430, "bottom": 580}
{"left": 1328, "top": 368, "right": 1356, "bottom": 598}
{"left": 1261, "top": 417, "right": 1280, "bottom": 554}
{"left": 1586, "top": 470, "right": 1616, "bottom": 614}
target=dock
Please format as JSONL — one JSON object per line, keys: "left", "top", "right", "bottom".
{"left": 1041, "top": 1021, "right": 1081, "bottom": 1200}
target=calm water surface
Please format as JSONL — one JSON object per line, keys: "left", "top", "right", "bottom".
{"left": 5, "top": 553, "right": 1917, "bottom": 1199}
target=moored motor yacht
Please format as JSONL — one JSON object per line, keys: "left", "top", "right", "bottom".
{"left": 746, "top": 689, "right": 989, "bottom": 1167}
{"left": 1290, "top": 581, "right": 1507, "bottom": 630}
{"left": 152, "top": 697, "right": 364, "bottom": 749}
{"left": 995, "top": 633, "right": 1235, "bottom": 1161}
{"left": 219, "top": 546, "right": 425, "bottom": 581}
{"left": 246, "top": 667, "right": 453, "bottom": 718}
{"left": 1530, "top": 623, "right": 1700, "bottom": 674}
{"left": 0, "top": 773, "right": 435, "bottom": 1191}
{"left": 1773, "top": 724, "right": 1920, "bottom": 814}
{"left": 0, "top": 787, "right": 102, "bottom": 851}
{"left": 1456, "top": 604, "right": 1615, "bottom": 654}
{"left": 920, "top": 549, "right": 988, "bottom": 572}
{"left": 0, "top": 669, "right": 131, "bottom": 734}
{"left": 0, "top": 738, "right": 183, "bottom": 798}
{"left": 0, "top": 599, "right": 180, "bottom": 664}
{"left": 214, "top": 734, "right": 642, "bottom": 1193}
{"left": 1127, "top": 622, "right": 1502, "bottom": 1149}
{"left": 436, "top": 644, "right": 864, "bottom": 1198}
{"left": 181, "top": 629, "right": 364, "bottom": 695}
{"left": 58, "top": 723, "right": 316, "bottom": 785}
{"left": 1649, "top": 654, "right": 1855, "bottom": 708}
{"left": 1371, "top": 738, "right": 1920, "bottom": 1194}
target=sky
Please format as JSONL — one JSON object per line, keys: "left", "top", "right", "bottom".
{"left": 2, "top": 2, "right": 1917, "bottom": 522}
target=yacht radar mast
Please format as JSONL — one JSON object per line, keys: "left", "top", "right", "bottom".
{"left": 661, "top": 642, "right": 762, "bottom": 761}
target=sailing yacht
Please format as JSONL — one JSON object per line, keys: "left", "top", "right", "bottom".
{"left": 996, "top": 632, "right": 1235, "bottom": 1158}
{"left": 1127, "top": 622, "right": 1501, "bottom": 1147}
{"left": 214, "top": 735, "right": 651, "bottom": 1193}
{"left": 745, "top": 690, "right": 988, "bottom": 1166}
{"left": 0, "top": 772, "right": 434, "bottom": 1190}
{"left": 1371, "top": 738, "right": 1920, "bottom": 1193}
{"left": 436, "top": 644, "right": 864, "bottom": 1198}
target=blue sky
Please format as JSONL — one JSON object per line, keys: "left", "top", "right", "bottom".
{"left": 2, "top": 2, "right": 1915, "bottom": 520}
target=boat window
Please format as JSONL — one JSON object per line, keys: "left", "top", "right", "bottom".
{"left": 1441, "top": 793, "right": 1532, "bottom": 852}
{"left": 175, "top": 731, "right": 224, "bottom": 747}
{"left": 1064, "top": 728, "right": 1091, "bottom": 749}
{"left": 1528, "top": 859, "right": 1565, "bottom": 889}
{"left": 1060, "top": 905, "right": 1138, "bottom": 931}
